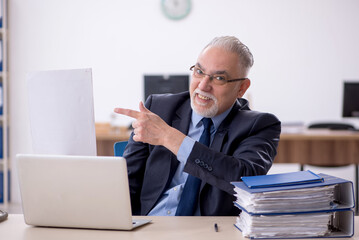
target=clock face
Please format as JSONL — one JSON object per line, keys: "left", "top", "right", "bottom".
{"left": 161, "top": 0, "right": 191, "bottom": 20}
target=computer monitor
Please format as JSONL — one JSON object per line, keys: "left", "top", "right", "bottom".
{"left": 144, "top": 75, "right": 189, "bottom": 101}
{"left": 343, "top": 82, "right": 359, "bottom": 118}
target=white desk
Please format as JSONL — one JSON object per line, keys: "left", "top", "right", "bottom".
{"left": 0, "top": 214, "right": 357, "bottom": 240}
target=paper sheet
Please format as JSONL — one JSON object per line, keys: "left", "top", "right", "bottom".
{"left": 236, "top": 211, "right": 332, "bottom": 238}
{"left": 27, "top": 68, "right": 97, "bottom": 156}
{"left": 234, "top": 185, "right": 335, "bottom": 213}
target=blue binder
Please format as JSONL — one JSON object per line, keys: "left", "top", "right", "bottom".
{"left": 231, "top": 173, "right": 355, "bottom": 238}
{"left": 0, "top": 126, "right": 2, "bottom": 159}
{"left": 234, "top": 210, "right": 354, "bottom": 239}
{"left": 233, "top": 173, "right": 354, "bottom": 213}
{"left": 0, "top": 170, "right": 10, "bottom": 203}
{"left": 0, "top": 82, "right": 3, "bottom": 115}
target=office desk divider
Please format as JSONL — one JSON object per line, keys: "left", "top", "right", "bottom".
{"left": 231, "top": 172, "right": 355, "bottom": 239}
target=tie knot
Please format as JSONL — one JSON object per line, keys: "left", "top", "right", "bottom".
{"left": 201, "top": 118, "right": 212, "bottom": 130}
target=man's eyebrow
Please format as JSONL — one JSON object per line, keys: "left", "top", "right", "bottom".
{"left": 196, "top": 63, "right": 229, "bottom": 75}
{"left": 196, "top": 62, "right": 205, "bottom": 70}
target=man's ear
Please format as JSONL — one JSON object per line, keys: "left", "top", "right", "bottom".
{"left": 237, "top": 79, "right": 251, "bottom": 98}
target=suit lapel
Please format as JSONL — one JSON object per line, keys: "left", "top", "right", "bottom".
{"left": 210, "top": 100, "right": 242, "bottom": 152}
{"left": 167, "top": 98, "right": 192, "bottom": 185}
{"left": 173, "top": 99, "right": 192, "bottom": 135}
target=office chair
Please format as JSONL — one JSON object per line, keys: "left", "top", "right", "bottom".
{"left": 114, "top": 141, "right": 128, "bottom": 157}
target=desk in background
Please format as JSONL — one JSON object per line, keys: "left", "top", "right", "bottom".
{"left": 96, "top": 123, "right": 130, "bottom": 156}
{"left": 96, "top": 124, "right": 359, "bottom": 165}
{"left": 1, "top": 214, "right": 358, "bottom": 240}
{"left": 276, "top": 129, "right": 359, "bottom": 166}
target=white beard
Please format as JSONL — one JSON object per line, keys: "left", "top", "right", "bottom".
{"left": 190, "top": 89, "right": 218, "bottom": 118}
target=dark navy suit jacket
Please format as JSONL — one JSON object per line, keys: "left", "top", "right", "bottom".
{"left": 123, "top": 91, "right": 281, "bottom": 216}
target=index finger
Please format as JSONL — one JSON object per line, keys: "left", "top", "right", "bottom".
{"left": 114, "top": 107, "right": 141, "bottom": 119}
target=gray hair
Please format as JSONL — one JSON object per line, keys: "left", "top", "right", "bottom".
{"left": 204, "top": 36, "right": 254, "bottom": 77}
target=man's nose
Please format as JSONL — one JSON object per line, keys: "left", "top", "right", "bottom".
{"left": 198, "top": 75, "right": 212, "bottom": 91}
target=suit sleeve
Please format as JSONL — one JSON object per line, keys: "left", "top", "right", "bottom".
{"left": 183, "top": 112, "right": 281, "bottom": 195}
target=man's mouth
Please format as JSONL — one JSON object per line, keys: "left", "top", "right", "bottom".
{"left": 197, "top": 94, "right": 211, "bottom": 101}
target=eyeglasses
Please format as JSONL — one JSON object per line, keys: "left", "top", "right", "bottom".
{"left": 190, "top": 65, "right": 248, "bottom": 86}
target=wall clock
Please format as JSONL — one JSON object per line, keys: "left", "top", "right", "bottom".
{"left": 161, "top": 0, "right": 191, "bottom": 20}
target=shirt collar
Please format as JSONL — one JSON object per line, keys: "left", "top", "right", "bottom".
{"left": 191, "top": 105, "right": 233, "bottom": 131}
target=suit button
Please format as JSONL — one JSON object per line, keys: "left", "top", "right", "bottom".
{"left": 208, "top": 166, "right": 213, "bottom": 172}
{"left": 200, "top": 161, "right": 205, "bottom": 167}
{"left": 195, "top": 159, "right": 200, "bottom": 164}
{"left": 204, "top": 163, "right": 208, "bottom": 169}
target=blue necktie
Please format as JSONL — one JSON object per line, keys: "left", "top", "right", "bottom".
{"left": 175, "top": 118, "right": 213, "bottom": 216}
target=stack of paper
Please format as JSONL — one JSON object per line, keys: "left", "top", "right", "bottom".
{"left": 234, "top": 185, "right": 336, "bottom": 214}
{"left": 231, "top": 171, "right": 355, "bottom": 239}
{"left": 236, "top": 211, "right": 332, "bottom": 238}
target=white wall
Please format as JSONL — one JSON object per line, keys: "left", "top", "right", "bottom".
{"left": 8, "top": 0, "right": 359, "bottom": 203}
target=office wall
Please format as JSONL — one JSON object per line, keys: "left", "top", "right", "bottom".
{"left": 8, "top": 0, "right": 359, "bottom": 203}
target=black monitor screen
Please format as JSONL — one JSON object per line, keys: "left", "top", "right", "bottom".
{"left": 343, "top": 82, "right": 359, "bottom": 117}
{"left": 144, "top": 75, "right": 189, "bottom": 101}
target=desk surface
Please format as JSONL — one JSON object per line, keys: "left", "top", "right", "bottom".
{"left": 0, "top": 214, "right": 357, "bottom": 240}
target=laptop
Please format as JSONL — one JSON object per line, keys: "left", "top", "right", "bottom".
{"left": 16, "top": 154, "right": 151, "bottom": 230}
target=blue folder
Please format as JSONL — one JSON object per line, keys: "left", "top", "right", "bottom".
{"left": 241, "top": 170, "right": 323, "bottom": 189}
{"left": 232, "top": 173, "right": 354, "bottom": 209}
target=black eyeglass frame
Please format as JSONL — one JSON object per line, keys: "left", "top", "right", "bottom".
{"left": 189, "top": 65, "right": 248, "bottom": 84}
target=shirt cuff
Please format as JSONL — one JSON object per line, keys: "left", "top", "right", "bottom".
{"left": 177, "top": 136, "right": 196, "bottom": 164}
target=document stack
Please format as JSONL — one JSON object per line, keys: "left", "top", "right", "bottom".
{"left": 231, "top": 170, "right": 355, "bottom": 239}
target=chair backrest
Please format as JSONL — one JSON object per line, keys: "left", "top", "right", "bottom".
{"left": 114, "top": 141, "right": 128, "bottom": 157}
